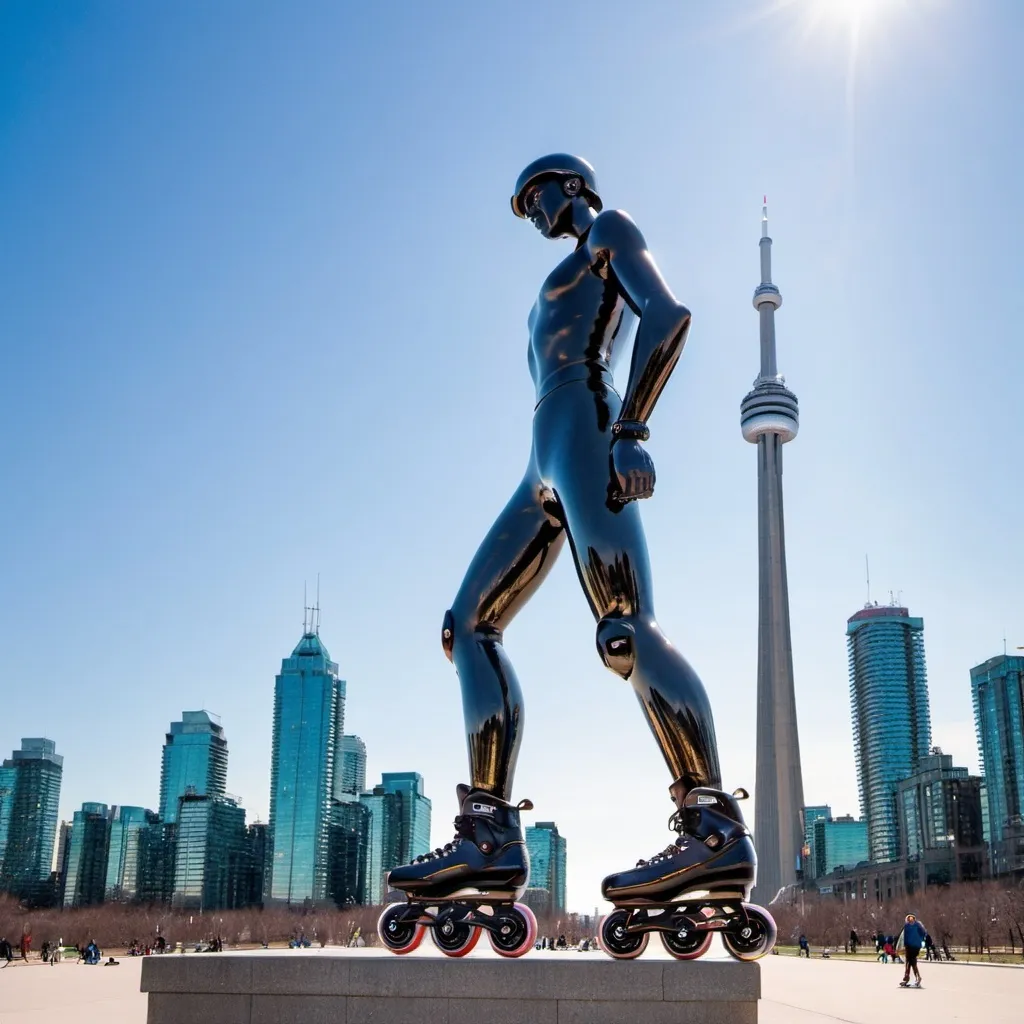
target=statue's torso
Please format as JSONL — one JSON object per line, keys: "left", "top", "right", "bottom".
{"left": 528, "top": 242, "right": 634, "bottom": 404}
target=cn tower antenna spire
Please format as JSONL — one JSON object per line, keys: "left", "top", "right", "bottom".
{"left": 740, "top": 201, "right": 804, "bottom": 905}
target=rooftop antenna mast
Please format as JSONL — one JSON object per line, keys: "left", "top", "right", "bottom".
{"left": 865, "top": 554, "right": 871, "bottom": 606}
{"left": 303, "top": 580, "right": 308, "bottom": 634}
{"left": 314, "top": 573, "right": 321, "bottom": 635}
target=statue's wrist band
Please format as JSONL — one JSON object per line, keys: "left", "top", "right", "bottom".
{"left": 612, "top": 420, "right": 650, "bottom": 442}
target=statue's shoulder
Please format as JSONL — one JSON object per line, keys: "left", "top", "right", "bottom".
{"left": 587, "top": 209, "right": 645, "bottom": 255}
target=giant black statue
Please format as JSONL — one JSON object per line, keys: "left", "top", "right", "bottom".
{"left": 378, "top": 156, "right": 776, "bottom": 961}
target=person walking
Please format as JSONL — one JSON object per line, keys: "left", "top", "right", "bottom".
{"left": 798, "top": 934, "right": 810, "bottom": 958}
{"left": 897, "top": 913, "right": 927, "bottom": 988}
{"left": 0, "top": 936, "right": 12, "bottom": 966}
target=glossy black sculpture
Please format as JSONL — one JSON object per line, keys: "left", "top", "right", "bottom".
{"left": 381, "top": 157, "right": 774, "bottom": 963}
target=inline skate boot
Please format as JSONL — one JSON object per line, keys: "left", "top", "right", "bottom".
{"left": 598, "top": 787, "right": 776, "bottom": 962}
{"left": 377, "top": 784, "right": 538, "bottom": 958}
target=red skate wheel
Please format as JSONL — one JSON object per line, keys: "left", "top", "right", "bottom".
{"left": 488, "top": 903, "right": 537, "bottom": 958}
{"left": 377, "top": 903, "right": 426, "bottom": 955}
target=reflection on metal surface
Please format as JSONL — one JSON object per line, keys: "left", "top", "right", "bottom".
{"left": 446, "top": 156, "right": 720, "bottom": 800}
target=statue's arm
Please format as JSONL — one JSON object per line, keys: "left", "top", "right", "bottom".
{"left": 588, "top": 210, "right": 691, "bottom": 427}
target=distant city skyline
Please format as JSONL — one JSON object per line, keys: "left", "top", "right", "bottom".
{"left": 1, "top": 2, "right": 1022, "bottom": 912}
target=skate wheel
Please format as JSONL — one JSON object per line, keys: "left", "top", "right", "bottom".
{"left": 377, "top": 903, "right": 426, "bottom": 955}
{"left": 721, "top": 904, "right": 777, "bottom": 962}
{"left": 431, "top": 909, "right": 482, "bottom": 958}
{"left": 661, "top": 927, "right": 713, "bottom": 960}
{"left": 598, "top": 909, "right": 649, "bottom": 960}
{"left": 488, "top": 903, "right": 537, "bottom": 958}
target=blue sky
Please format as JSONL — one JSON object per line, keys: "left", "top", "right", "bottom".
{"left": 2, "top": 0, "right": 1021, "bottom": 913}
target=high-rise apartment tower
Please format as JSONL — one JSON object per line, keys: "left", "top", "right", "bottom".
{"left": 158, "top": 711, "right": 228, "bottom": 824}
{"left": 848, "top": 603, "right": 931, "bottom": 863}
{"left": 971, "top": 654, "right": 1024, "bottom": 875}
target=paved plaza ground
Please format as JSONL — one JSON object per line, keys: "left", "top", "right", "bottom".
{"left": 1, "top": 946, "right": 1021, "bottom": 1023}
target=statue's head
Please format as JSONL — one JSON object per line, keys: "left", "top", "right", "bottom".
{"left": 511, "top": 154, "right": 602, "bottom": 238}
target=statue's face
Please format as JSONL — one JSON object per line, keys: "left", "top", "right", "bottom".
{"left": 522, "top": 177, "right": 574, "bottom": 239}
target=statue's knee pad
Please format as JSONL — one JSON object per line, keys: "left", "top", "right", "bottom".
{"left": 596, "top": 617, "right": 635, "bottom": 678}
{"left": 441, "top": 609, "right": 455, "bottom": 662}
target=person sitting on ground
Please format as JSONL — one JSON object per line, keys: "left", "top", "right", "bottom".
{"left": 821, "top": 945, "right": 831, "bottom": 959}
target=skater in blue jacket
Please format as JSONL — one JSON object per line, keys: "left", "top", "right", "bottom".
{"left": 897, "top": 914, "right": 927, "bottom": 987}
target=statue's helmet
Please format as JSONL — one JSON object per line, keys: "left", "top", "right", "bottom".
{"left": 511, "top": 154, "right": 602, "bottom": 218}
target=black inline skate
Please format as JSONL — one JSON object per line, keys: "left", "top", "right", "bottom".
{"left": 377, "top": 784, "right": 538, "bottom": 958}
{"left": 598, "top": 787, "right": 777, "bottom": 962}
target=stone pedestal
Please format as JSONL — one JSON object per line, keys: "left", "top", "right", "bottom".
{"left": 141, "top": 952, "right": 760, "bottom": 1023}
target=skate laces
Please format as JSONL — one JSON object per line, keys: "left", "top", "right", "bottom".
{"left": 636, "top": 809, "right": 689, "bottom": 867}
{"left": 413, "top": 814, "right": 475, "bottom": 863}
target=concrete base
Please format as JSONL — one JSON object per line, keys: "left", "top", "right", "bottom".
{"left": 141, "top": 952, "right": 760, "bottom": 1024}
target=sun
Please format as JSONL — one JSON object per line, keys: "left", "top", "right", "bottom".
{"left": 827, "top": 0, "right": 894, "bottom": 29}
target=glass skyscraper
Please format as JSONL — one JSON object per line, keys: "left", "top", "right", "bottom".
{"left": 359, "top": 775, "right": 431, "bottom": 905}
{"left": 329, "top": 798, "right": 370, "bottom": 906}
{"left": 971, "top": 654, "right": 1024, "bottom": 876}
{"left": 801, "top": 805, "right": 830, "bottom": 879}
{"left": 0, "top": 738, "right": 63, "bottom": 900}
{"left": 0, "top": 764, "right": 16, "bottom": 876}
{"left": 360, "top": 785, "right": 397, "bottom": 905}
{"left": 847, "top": 604, "right": 931, "bottom": 863}
{"left": 337, "top": 735, "right": 367, "bottom": 798}
{"left": 159, "top": 711, "right": 229, "bottom": 824}
{"left": 63, "top": 802, "right": 113, "bottom": 908}
{"left": 810, "top": 816, "right": 868, "bottom": 878}
{"left": 526, "top": 822, "right": 567, "bottom": 915}
{"left": 267, "top": 629, "right": 345, "bottom": 904}
{"left": 172, "top": 791, "right": 246, "bottom": 910}
{"left": 381, "top": 772, "right": 431, "bottom": 862}
{"left": 897, "top": 749, "right": 986, "bottom": 887}
{"left": 105, "top": 806, "right": 157, "bottom": 901}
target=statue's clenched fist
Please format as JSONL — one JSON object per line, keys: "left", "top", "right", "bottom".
{"left": 611, "top": 438, "right": 656, "bottom": 503}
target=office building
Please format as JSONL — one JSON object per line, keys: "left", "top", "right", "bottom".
{"left": 105, "top": 806, "right": 157, "bottom": 901}
{"left": 137, "top": 821, "right": 177, "bottom": 904}
{"left": 337, "top": 736, "right": 367, "bottom": 799}
{"left": 360, "top": 785, "right": 398, "bottom": 905}
{"left": 810, "top": 815, "right": 868, "bottom": 880}
{"left": 741, "top": 203, "right": 805, "bottom": 904}
{"left": 63, "top": 803, "right": 113, "bottom": 908}
{"left": 526, "top": 822, "right": 567, "bottom": 916}
{"left": 380, "top": 772, "right": 431, "bottom": 863}
{"left": 172, "top": 790, "right": 246, "bottom": 910}
{"left": 898, "top": 748, "right": 986, "bottom": 886}
{"left": 158, "top": 711, "right": 228, "bottom": 825}
{"left": 801, "top": 805, "right": 830, "bottom": 879}
{"left": 267, "top": 625, "right": 345, "bottom": 903}
{"left": 971, "top": 654, "right": 1024, "bottom": 876}
{"left": 0, "top": 738, "right": 63, "bottom": 901}
{"left": 848, "top": 603, "right": 931, "bottom": 863}
{"left": 237, "top": 822, "right": 268, "bottom": 908}
{"left": 358, "top": 774, "right": 431, "bottom": 906}
{"left": 55, "top": 821, "right": 72, "bottom": 903}
{"left": 0, "top": 764, "right": 16, "bottom": 874}
{"left": 329, "top": 799, "right": 370, "bottom": 906}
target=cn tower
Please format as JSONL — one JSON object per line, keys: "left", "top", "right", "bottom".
{"left": 740, "top": 201, "right": 805, "bottom": 906}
